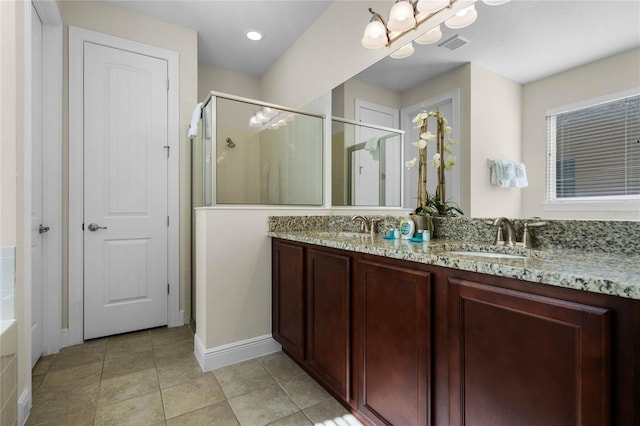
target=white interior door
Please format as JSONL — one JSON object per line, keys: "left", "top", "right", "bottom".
{"left": 353, "top": 149, "right": 379, "bottom": 205}
{"left": 356, "top": 100, "right": 400, "bottom": 206}
{"left": 31, "top": 2, "right": 44, "bottom": 367}
{"left": 83, "top": 42, "right": 169, "bottom": 340}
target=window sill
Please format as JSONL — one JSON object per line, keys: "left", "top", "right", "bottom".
{"left": 543, "top": 198, "right": 640, "bottom": 212}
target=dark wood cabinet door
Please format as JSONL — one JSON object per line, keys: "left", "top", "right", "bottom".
{"left": 272, "top": 239, "right": 305, "bottom": 361}
{"left": 306, "top": 248, "right": 352, "bottom": 402}
{"left": 448, "top": 278, "right": 611, "bottom": 426}
{"left": 355, "top": 257, "right": 432, "bottom": 426}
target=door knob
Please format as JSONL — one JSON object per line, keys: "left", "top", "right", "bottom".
{"left": 38, "top": 224, "right": 50, "bottom": 234}
{"left": 87, "top": 223, "right": 108, "bottom": 232}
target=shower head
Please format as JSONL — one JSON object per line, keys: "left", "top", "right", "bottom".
{"left": 226, "top": 137, "right": 236, "bottom": 148}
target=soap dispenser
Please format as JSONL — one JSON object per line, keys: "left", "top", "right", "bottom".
{"left": 399, "top": 215, "right": 415, "bottom": 240}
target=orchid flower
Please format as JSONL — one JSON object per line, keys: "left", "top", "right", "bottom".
{"left": 405, "top": 157, "right": 417, "bottom": 169}
{"left": 420, "top": 131, "right": 436, "bottom": 142}
{"left": 412, "top": 112, "right": 428, "bottom": 123}
{"left": 444, "top": 156, "right": 456, "bottom": 171}
{"left": 432, "top": 153, "right": 441, "bottom": 169}
{"left": 412, "top": 139, "right": 427, "bottom": 150}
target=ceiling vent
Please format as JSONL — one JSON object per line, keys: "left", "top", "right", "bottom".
{"left": 437, "top": 35, "right": 469, "bottom": 51}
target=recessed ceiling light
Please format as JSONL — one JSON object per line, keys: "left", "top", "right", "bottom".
{"left": 246, "top": 30, "right": 263, "bottom": 41}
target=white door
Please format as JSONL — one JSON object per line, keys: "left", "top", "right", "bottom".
{"left": 31, "top": 3, "right": 44, "bottom": 367}
{"left": 353, "top": 148, "right": 379, "bottom": 205}
{"left": 356, "top": 100, "right": 401, "bottom": 206}
{"left": 83, "top": 42, "right": 169, "bottom": 339}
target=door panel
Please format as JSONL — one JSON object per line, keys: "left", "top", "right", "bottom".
{"left": 355, "top": 258, "right": 431, "bottom": 426}
{"left": 83, "top": 42, "right": 168, "bottom": 339}
{"left": 272, "top": 240, "right": 306, "bottom": 361}
{"left": 448, "top": 278, "right": 611, "bottom": 426}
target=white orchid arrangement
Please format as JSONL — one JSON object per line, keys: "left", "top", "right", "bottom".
{"left": 406, "top": 109, "right": 462, "bottom": 217}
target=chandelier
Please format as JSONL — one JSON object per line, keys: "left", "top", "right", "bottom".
{"left": 361, "top": 0, "right": 510, "bottom": 59}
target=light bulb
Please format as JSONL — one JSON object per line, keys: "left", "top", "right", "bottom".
{"left": 255, "top": 111, "right": 268, "bottom": 123}
{"left": 389, "top": 42, "right": 414, "bottom": 59}
{"left": 444, "top": 5, "right": 477, "bottom": 29}
{"left": 387, "top": 0, "right": 416, "bottom": 33}
{"left": 362, "top": 17, "right": 388, "bottom": 49}
{"left": 262, "top": 107, "right": 277, "bottom": 118}
{"left": 416, "top": 0, "right": 448, "bottom": 14}
{"left": 483, "top": 0, "right": 510, "bottom": 5}
{"left": 414, "top": 25, "right": 442, "bottom": 45}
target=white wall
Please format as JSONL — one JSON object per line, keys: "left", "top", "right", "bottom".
{"left": 198, "top": 63, "right": 261, "bottom": 103}
{"left": 59, "top": 0, "right": 198, "bottom": 327}
{"left": 340, "top": 78, "right": 401, "bottom": 121}
{"left": 469, "top": 63, "right": 522, "bottom": 218}
{"left": 1, "top": 1, "right": 28, "bottom": 423}
{"left": 522, "top": 48, "right": 640, "bottom": 220}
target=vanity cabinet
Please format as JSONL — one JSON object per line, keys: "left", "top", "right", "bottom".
{"left": 271, "top": 238, "right": 639, "bottom": 426}
{"left": 354, "top": 257, "right": 432, "bottom": 426}
{"left": 272, "top": 240, "right": 353, "bottom": 402}
{"left": 272, "top": 239, "right": 306, "bottom": 362}
{"left": 447, "top": 277, "right": 611, "bottom": 426}
{"left": 306, "top": 247, "right": 352, "bottom": 402}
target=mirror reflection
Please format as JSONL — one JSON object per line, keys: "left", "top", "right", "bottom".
{"left": 198, "top": 94, "right": 324, "bottom": 206}
{"left": 331, "top": 118, "right": 403, "bottom": 207}
{"left": 330, "top": 0, "right": 639, "bottom": 219}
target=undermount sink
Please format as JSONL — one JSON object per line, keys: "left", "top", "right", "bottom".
{"left": 448, "top": 251, "right": 527, "bottom": 259}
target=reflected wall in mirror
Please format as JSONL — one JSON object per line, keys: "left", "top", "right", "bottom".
{"left": 330, "top": 0, "right": 639, "bottom": 220}
{"left": 197, "top": 94, "right": 324, "bottom": 206}
{"left": 331, "top": 118, "right": 403, "bottom": 207}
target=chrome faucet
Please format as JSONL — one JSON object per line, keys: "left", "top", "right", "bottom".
{"left": 492, "top": 217, "right": 516, "bottom": 247}
{"left": 351, "top": 215, "right": 370, "bottom": 233}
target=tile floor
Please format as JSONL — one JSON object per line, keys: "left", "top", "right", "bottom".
{"left": 28, "top": 326, "right": 351, "bottom": 426}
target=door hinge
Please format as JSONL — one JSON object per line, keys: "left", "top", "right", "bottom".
{"left": 167, "top": 216, "right": 170, "bottom": 227}
{"left": 163, "top": 145, "right": 170, "bottom": 157}
{"left": 167, "top": 283, "right": 170, "bottom": 294}
{"left": 82, "top": 223, "right": 84, "bottom": 231}
{"left": 167, "top": 79, "right": 170, "bottom": 91}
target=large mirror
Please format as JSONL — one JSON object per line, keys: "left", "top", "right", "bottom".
{"left": 331, "top": 117, "right": 404, "bottom": 207}
{"left": 330, "top": 0, "right": 640, "bottom": 219}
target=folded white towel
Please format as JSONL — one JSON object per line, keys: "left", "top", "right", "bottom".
{"left": 188, "top": 102, "right": 203, "bottom": 138}
{"left": 513, "top": 161, "right": 528, "bottom": 188}
{"left": 490, "top": 160, "right": 528, "bottom": 188}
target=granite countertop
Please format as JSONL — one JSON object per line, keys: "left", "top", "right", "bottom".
{"left": 268, "top": 230, "right": 640, "bottom": 301}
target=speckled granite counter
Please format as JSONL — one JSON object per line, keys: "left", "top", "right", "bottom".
{"left": 268, "top": 230, "right": 640, "bottom": 301}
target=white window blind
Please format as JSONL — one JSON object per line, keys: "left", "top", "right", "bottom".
{"left": 546, "top": 93, "right": 640, "bottom": 204}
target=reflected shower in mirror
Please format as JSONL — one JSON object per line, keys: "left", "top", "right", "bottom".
{"left": 196, "top": 93, "right": 324, "bottom": 206}
{"left": 331, "top": 117, "right": 404, "bottom": 207}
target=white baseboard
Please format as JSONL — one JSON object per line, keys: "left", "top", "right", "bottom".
{"left": 18, "top": 389, "right": 31, "bottom": 426}
{"left": 194, "top": 333, "right": 281, "bottom": 372}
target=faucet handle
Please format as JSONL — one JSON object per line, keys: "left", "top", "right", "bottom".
{"left": 527, "top": 221, "right": 548, "bottom": 227}
{"left": 369, "top": 218, "right": 382, "bottom": 234}
{"left": 522, "top": 222, "right": 547, "bottom": 248}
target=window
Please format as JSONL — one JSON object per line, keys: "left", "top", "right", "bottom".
{"left": 545, "top": 91, "right": 640, "bottom": 211}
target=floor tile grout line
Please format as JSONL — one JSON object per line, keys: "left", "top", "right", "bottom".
{"left": 152, "top": 339, "right": 169, "bottom": 424}
{"left": 257, "top": 354, "right": 319, "bottom": 425}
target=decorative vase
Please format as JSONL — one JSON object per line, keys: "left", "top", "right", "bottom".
{"left": 412, "top": 215, "right": 434, "bottom": 234}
